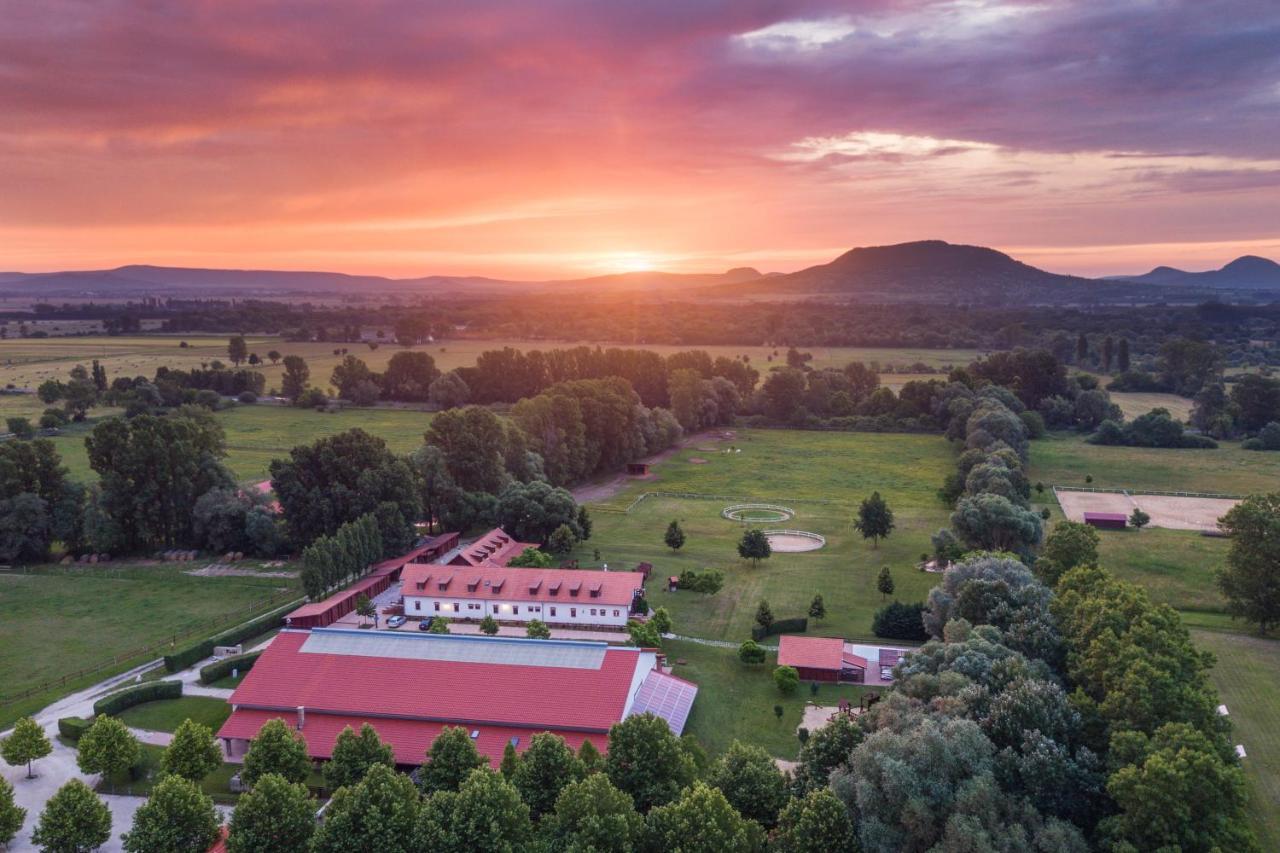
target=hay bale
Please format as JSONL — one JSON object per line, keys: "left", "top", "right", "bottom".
{"left": 61, "top": 555, "right": 74, "bottom": 565}
{"left": 99, "top": 553, "right": 111, "bottom": 562}
{"left": 88, "top": 554, "right": 98, "bottom": 564}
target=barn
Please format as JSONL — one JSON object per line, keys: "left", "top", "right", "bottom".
{"left": 777, "top": 635, "right": 868, "bottom": 684}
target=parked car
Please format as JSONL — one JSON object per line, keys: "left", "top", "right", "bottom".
{"left": 417, "top": 617, "right": 435, "bottom": 631}
{"left": 386, "top": 615, "right": 407, "bottom": 628}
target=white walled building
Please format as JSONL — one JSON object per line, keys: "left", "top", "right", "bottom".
{"left": 400, "top": 564, "right": 647, "bottom": 628}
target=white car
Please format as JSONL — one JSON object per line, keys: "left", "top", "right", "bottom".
{"left": 385, "top": 615, "right": 407, "bottom": 628}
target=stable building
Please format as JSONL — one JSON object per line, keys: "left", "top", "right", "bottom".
{"left": 777, "top": 635, "right": 869, "bottom": 683}
{"left": 400, "top": 564, "right": 646, "bottom": 628}
{"left": 217, "top": 628, "right": 696, "bottom": 767}
{"left": 446, "top": 528, "right": 540, "bottom": 569}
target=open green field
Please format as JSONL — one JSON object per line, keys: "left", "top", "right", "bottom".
{"left": 1107, "top": 390, "right": 1194, "bottom": 422}
{"left": 1192, "top": 630, "right": 1280, "bottom": 850}
{"left": 575, "top": 429, "right": 953, "bottom": 643}
{"left": 1029, "top": 432, "right": 1280, "bottom": 496}
{"left": 117, "top": 695, "right": 232, "bottom": 733}
{"left": 0, "top": 333, "right": 984, "bottom": 396}
{"left": 669, "top": 639, "right": 875, "bottom": 759}
{"left": 0, "top": 562, "right": 300, "bottom": 728}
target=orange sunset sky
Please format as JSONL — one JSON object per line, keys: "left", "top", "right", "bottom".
{"left": 2, "top": 0, "right": 1278, "bottom": 280}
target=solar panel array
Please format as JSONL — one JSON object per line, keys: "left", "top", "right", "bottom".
{"left": 301, "top": 628, "right": 609, "bottom": 670}
{"left": 629, "top": 670, "right": 697, "bottom": 734}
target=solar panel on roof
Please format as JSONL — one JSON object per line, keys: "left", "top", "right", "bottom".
{"left": 300, "top": 629, "right": 610, "bottom": 670}
{"left": 629, "top": 671, "right": 697, "bottom": 735}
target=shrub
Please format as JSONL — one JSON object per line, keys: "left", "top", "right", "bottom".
{"left": 237, "top": 391, "right": 258, "bottom": 404}
{"left": 738, "top": 640, "right": 767, "bottom": 665}
{"left": 163, "top": 602, "right": 295, "bottom": 672}
{"left": 198, "top": 651, "right": 262, "bottom": 685}
{"left": 92, "top": 680, "right": 182, "bottom": 717}
{"left": 773, "top": 666, "right": 800, "bottom": 695}
{"left": 58, "top": 717, "right": 93, "bottom": 740}
{"left": 872, "top": 601, "right": 928, "bottom": 641}
{"left": 676, "top": 568, "right": 725, "bottom": 594}
{"left": 751, "top": 616, "right": 808, "bottom": 641}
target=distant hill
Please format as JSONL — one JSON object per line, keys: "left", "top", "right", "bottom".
{"left": 1116, "top": 255, "right": 1280, "bottom": 289}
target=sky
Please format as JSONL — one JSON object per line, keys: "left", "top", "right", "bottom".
{"left": 1, "top": 0, "right": 1278, "bottom": 280}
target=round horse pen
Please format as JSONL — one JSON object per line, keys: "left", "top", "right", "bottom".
{"left": 763, "top": 529, "right": 826, "bottom": 552}
{"left": 722, "top": 503, "right": 796, "bottom": 524}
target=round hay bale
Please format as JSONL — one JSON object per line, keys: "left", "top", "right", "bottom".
{"left": 88, "top": 554, "right": 98, "bottom": 564}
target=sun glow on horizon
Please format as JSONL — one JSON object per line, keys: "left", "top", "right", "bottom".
{"left": 598, "top": 252, "right": 662, "bottom": 274}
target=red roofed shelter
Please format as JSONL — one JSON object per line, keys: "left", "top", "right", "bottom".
{"left": 777, "top": 635, "right": 868, "bottom": 684}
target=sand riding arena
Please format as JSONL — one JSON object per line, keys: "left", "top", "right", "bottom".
{"left": 1053, "top": 487, "right": 1241, "bottom": 532}
{"left": 722, "top": 503, "right": 796, "bottom": 523}
{"left": 763, "top": 529, "right": 827, "bottom": 552}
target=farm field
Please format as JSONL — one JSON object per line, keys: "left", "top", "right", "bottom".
{"left": 1192, "top": 630, "right": 1280, "bottom": 851}
{"left": 575, "top": 429, "right": 954, "bottom": 644}
{"left": 0, "top": 562, "right": 300, "bottom": 729}
{"left": 1029, "top": 432, "right": 1280, "bottom": 496}
{"left": 0, "top": 333, "right": 983, "bottom": 395}
{"left": 1107, "top": 390, "right": 1194, "bottom": 422}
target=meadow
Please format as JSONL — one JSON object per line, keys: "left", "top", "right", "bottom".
{"left": 0, "top": 562, "right": 300, "bottom": 729}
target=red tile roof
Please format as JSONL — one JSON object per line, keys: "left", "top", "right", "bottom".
{"left": 218, "top": 707, "right": 607, "bottom": 768}
{"left": 222, "top": 629, "right": 647, "bottom": 733}
{"left": 286, "top": 573, "right": 389, "bottom": 620}
{"left": 400, "top": 564, "right": 644, "bottom": 608}
{"left": 777, "top": 635, "right": 845, "bottom": 671}
{"left": 447, "top": 528, "right": 540, "bottom": 568}
{"left": 841, "top": 652, "right": 869, "bottom": 669}
{"left": 371, "top": 533, "right": 460, "bottom": 572}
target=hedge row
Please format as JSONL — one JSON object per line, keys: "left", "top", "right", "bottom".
{"left": 58, "top": 716, "right": 92, "bottom": 740}
{"left": 751, "top": 616, "right": 808, "bottom": 641}
{"left": 92, "top": 680, "right": 182, "bottom": 717}
{"left": 163, "top": 602, "right": 297, "bottom": 672}
{"left": 872, "top": 601, "right": 929, "bottom": 641}
{"left": 199, "top": 651, "right": 263, "bottom": 685}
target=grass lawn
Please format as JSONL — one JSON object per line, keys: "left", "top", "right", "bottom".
{"left": 576, "top": 430, "right": 954, "bottom": 643}
{"left": 1029, "top": 432, "right": 1280, "bottom": 496}
{"left": 0, "top": 561, "right": 299, "bottom": 729}
{"left": 1107, "top": 391, "right": 1194, "bottom": 422}
{"left": 117, "top": 696, "right": 232, "bottom": 733}
{"left": 668, "top": 639, "right": 876, "bottom": 760}
{"left": 1191, "top": 630, "right": 1280, "bottom": 850}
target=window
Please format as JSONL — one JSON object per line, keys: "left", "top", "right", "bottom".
{"left": 549, "top": 607, "right": 556, "bottom": 617}
{"left": 570, "top": 608, "right": 577, "bottom": 618}
{"left": 513, "top": 605, "right": 519, "bottom": 614}
{"left": 433, "top": 602, "right": 440, "bottom": 612}
{"left": 590, "top": 609, "right": 597, "bottom": 616}
{"left": 613, "top": 610, "right": 619, "bottom": 617}
{"left": 413, "top": 600, "right": 421, "bottom": 612}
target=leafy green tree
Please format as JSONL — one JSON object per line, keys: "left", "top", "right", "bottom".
{"left": 355, "top": 593, "right": 376, "bottom": 627}
{"left": 121, "top": 774, "right": 220, "bottom": 853}
{"left": 773, "top": 789, "right": 858, "bottom": 853}
{"left": 773, "top": 666, "right": 800, "bottom": 696}
{"left": 876, "top": 566, "right": 894, "bottom": 600}
{"left": 227, "top": 335, "right": 248, "bottom": 367}
{"left": 542, "top": 772, "right": 643, "bottom": 853}
{"left": 547, "top": 523, "right": 578, "bottom": 556}
{"left": 511, "top": 732, "right": 584, "bottom": 819}
{"left": 577, "top": 505, "right": 593, "bottom": 540}
{"left": 6, "top": 417, "right": 34, "bottom": 439}
{"left": 420, "top": 726, "right": 487, "bottom": 794}
{"left": 526, "top": 619, "right": 552, "bottom": 639}
{"left": 266, "top": 350, "right": 281, "bottom": 365}
{"left": 807, "top": 594, "right": 826, "bottom": 621}
{"left": 650, "top": 607, "right": 672, "bottom": 635}
{"left": 664, "top": 520, "right": 685, "bottom": 551}
{"left": 281, "top": 355, "right": 310, "bottom": 401}
{"left": 605, "top": 713, "right": 696, "bottom": 812}
{"left": 312, "top": 764, "right": 421, "bottom": 853}
{"left": 240, "top": 718, "right": 312, "bottom": 786}
{"left": 76, "top": 715, "right": 140, "bottom": 791}
{"left": 793, "top": 714, "right": 864, "bottom": 794}
{"left": 578, "top": 739, "right": 604, "bottom": 775}
{"left": 754, "top": 600, "right": 775, "bottom": 633}
{"left": 226, "top": 772, "right": 315, "bottom": 853}
{"left": 414, "top": 767, "right": 531, "bottom": 852}
{"left": 478, "top": 614, "right": 500, "bottom": 635}
{"left": 507, "top": 547, "right": 554, "bottom": 568}
{"left": 0, "top": 776, "right": 25, "bottom": 847}
{"left": 425, "top": 405, "right": 512, "bottom": 494}
{"left": 382, "top": 351, "right": 440, "bottom": 401}
{"left": 428, "top": 371, "right": 471, "bottom": 410}
{"left": 324, "top": 723, "right": 395, "bottom": 791}
{"left": 1216, "top": 493, "right": 1280, "bottom": 633}
{"left": 31, "top": 779, "right": 111, "bottom": 853}
{"left": 2, "top": 716, "right": 51, "bottom": 778}
{"left": 428, "top": 616, "right": 451, "bottom": 634}
{"left": 161, "top": 719, "right": 222, "bottom": 783}
{"left": 642, "top": 781, "right": 765, "bottom": 853}
{"left": 854, "top": 491, "right": 896, "bottom": 548}
{"left": 950, "top": 492, "right": 1043, "bottom": 553}
{"left": 1129, "top": 507, "right": 1151, "bottom": 530}
{"left": 738, "top": 639, "right": 766, "bottom": 665}
{"left": 1102, "top": 723, "right": 1257, "bottom": 852}
{"left": 499, "top": 742, "right": 519, "bottom": 778}
{"left": 1034, "top": 520, "right": 1100, "bottom": 586}
{"left": 737, "top": 528, "right": 771, "bottom": 566}
{"left": 0, "top": 493, "right": 52, "bottom": 564}
{"left": 709, "top": 740, "right": 788, "bottom": 827}
{"left": 626, "top": 619, "right": 662, "bottom": 649}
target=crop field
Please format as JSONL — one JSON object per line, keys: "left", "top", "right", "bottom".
{"left": 1107, "top": 390, "right": 1194, "bottom": 422}
{"left": 575, "top": 429, "right": 954, "bottom": 644}
{"left": 1029, "top": 433, "right": 1280, "bottom": 496}
{"left": 1193, "top": 630, "right": 1280, "bottom": 850}
{"left": 0, "top": 561, "right": 300, "bottom": 729}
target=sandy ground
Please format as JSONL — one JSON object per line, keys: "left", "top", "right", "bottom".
{"left": 1055, "top": 489, "right": 1239, "bottom": 532}
{"left": 766, "top": 532, "right": 825, "bottom": 552}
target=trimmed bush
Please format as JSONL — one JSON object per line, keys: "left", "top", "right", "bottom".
{"left": 92, "top": 680, "right": 182, "bottom": 717}
{"left": 676, "top": 568, "right": 724, "bottom": 595}
{"left": 198, "top": 651, "right": 262, "bottom": 685}
{"left": 872, "top": 601, "right": 929, "bottom": 641}
{"left": 751, "top": 616, "right": 808, "bottom": 641}
{"left": 58, "top": 716, "right": 93, "bottom": 740}
{"left": 163, "top": 602, "right": 295, "bottom": 672}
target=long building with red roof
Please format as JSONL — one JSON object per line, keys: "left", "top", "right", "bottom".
{"left": 217, "top": 627, "right": 695, "bottom": 767}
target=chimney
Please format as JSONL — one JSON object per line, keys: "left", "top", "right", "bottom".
{"left": 296, "top": 706, "right": 306, "bottom": 731}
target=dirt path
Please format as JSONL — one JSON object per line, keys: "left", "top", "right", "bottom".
{"left": 572, "top": 430, "right": 731, "bottom": 504}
